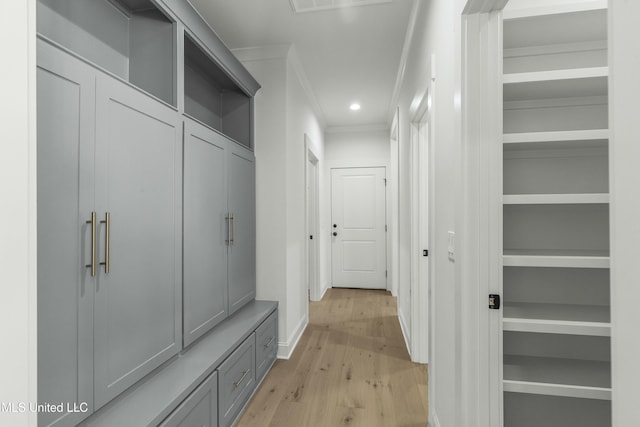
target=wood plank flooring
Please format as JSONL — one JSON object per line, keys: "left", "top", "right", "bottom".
{"left": 237, "top": 288, "right": 428, "bottom": 427}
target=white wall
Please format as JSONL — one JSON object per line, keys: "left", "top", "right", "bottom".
{"left": 392, "top": 0, "right": 466, "bottom": 425}
{"left": 285, "top": 51, "right": 325, "bottom": 353}
{"left": 323, "top": 128, "right": 390, "bottom": 296}
{"left": 609, "top": 0, "right": 640, "bottom": 424}
{"left": 235, "top": 45, "right": 325, "bottom": 359}
{"left": 325, "top": 128, "right": 390, "bottom": 164}
{"left": 239, "top": 54, "right": 290, "bottom": 347}
{"left": 0, "top": 1, "right": 37, "bottom": 426}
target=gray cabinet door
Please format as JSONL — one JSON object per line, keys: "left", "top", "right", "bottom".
{"left": 37, "top": 39, "right": 96, "bottom": 427}
{"left": 93, "top": 76, "right": 182, "bottom": 409}
{"left": 227, "top": 144, "right": 256, "bottom": 315}
{"left": 183, "top": 118, "right": 229, "bottom": 347}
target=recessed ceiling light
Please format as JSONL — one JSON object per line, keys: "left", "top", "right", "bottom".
{"left": 350, "top": 103, "right": 361, "bottom": 111}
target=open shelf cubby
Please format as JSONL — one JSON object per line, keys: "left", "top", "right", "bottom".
{"left": 504, "top": 393, "right": 611, "bottom": 427}
{"left": 37, "top": 0, "right": 176, "bottom": 106}
{"left": 503, "top": 332, "right": 611, "bottom": 396}
{"left": 184, "top": 34, "right": 252, "bottom": 148}
{"left": 503, "top": 204, "right": 609, "bottom": 254}
{"left": 504, "top": 7, "right": 607, "bottom": 74}
{"left": 502, "top": 266, "right": 610, "bottom": 332}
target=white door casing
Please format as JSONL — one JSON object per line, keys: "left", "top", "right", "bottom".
{"left": 306, "top": 136, "right": 321, "bottom": 302}
{"left": 331, "top": 167, "right": 387, "bottom": 289}
{"left": 409, "top": 84, "right": 433, "bottom": 365}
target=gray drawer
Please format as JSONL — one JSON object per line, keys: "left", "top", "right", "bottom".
{"left": 159, "top": 371, "right": 217, "bottom": 427}
{"left": 255, "top": 310, "right": 278, "bottom": 382}
{"left": 217, "top": 334, "right": 255, "bottom": 427}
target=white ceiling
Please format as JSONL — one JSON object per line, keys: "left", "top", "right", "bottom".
{"left": 188, "top": 0, "right": 414, "bottom": 129}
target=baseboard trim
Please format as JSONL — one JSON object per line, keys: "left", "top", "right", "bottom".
{"left": 277, "top": 314, "right": 308, "bottom": 359}
{"left": 398, "top": 306, "right": 411, "bottom": 357}
{"left": 319, "top": 282, "right": 329, "bottom": 300}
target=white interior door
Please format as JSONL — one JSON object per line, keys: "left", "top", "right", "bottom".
{"left": 331, "top": 167, "right": 387, "bottom": 289}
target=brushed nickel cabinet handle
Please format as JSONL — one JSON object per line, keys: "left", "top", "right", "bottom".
{"left": 264, "top": 337, "right": 274, "bottom": 348}
{"left": 233, "top": 369, "right": 249, "bottom": 388}
{"left": 100, "top": 212, "right": 110, "bottom": 274}
{"left": 85, "top": 212, "right": 97, "bottom": 277}
{"left": 225, "top": 214, "right": 231, "bottom": 245}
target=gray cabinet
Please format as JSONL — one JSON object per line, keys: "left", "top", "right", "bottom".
{"left": 217, "top": 334, "right": 256, "bottom": 427}
{"left": 37, "top": 38, "right": 183, "bottom": 422}
{"left": 227, "top": 143, "right": 256, "bottom": 315}
{"left": 183, "top": 119, "right": 229, "bottom": 347}
{"left": 183, "top": 117, "right": 256, "bottom": 345}
{"left": 159, "top": 372, "right": 218, "bottom": 427}
{"left": 93, "top": 74, "right": 182, "bottom": 408}
{"left": 37, "top": 0, "right": 263, "bottom": 424}
{"left": 37, "top": 37, "right": 96, "bottom": 427}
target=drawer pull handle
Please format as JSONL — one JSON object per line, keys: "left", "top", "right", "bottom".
{"left": 264, "top": 337, "right": 274, "bottom": 348}
{"left": 234, "top": 369, "right": 249, "bottom": 388}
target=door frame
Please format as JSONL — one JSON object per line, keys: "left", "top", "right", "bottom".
{"left": 389, "top": 108, "right": 400, "bottom": 296}
{"left": 459, "top": 1, "right": 507, "bottom": 427}
{"left": 305, "top": 134, "right": 321, "bottom": 302}
{"left": 409, "top": 79, "right": 434, "bottom": 365}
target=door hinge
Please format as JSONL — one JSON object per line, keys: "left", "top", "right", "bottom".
{"left": 385, "top": 270, "right": 388, "bottom": 278}
{"left": 489, "top": 294, "right": 501, "bottom": 310}
{"left": 385, "top": 224, "right": 388, "bottom": 232}
{"left": 384, "top": 178, "right": 387, "bottom": 186}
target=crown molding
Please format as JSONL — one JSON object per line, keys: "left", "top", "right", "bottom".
{"left": 287, "top": 45, "right": 327, "bottom": 127}
{"left": 387, "top": 0, "right": 420, "bottom": 125}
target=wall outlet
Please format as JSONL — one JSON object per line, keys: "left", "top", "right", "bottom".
{"left": 448, "top": 231, "right": 455, "bottom": 261}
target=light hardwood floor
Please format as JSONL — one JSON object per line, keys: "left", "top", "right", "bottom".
{"left": 237, "top": 288, "right": 428, "bottom": 427}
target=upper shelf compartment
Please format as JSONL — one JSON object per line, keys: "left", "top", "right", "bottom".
{"left": 184, "top": 34, "right": 252, "bottom": 148}
{"left": 37, "top": 0, "right": 176, "bottom": 106}
{"left": 504, "top": 7, "right": 607, "bottom": 74}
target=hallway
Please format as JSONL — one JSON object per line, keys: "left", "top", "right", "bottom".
{"left": 237, "top": 289, "right": 428, "bottom": 427}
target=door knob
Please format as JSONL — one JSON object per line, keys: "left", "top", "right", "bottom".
{"left": 333, "top": 224, "right": 337, "bottom": 228}
{"left": 333, "top": 232, "right": 338, "bottom": 237}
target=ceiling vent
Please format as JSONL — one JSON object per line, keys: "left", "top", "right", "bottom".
{"left": 289, "top": 0, "right": 393, "bottom": 14}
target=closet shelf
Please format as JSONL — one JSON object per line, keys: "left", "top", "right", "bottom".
{"left": 504, "top": 302, "right": 609, "bottom": 323}
{"left": 503, "top": 380, "right": 611, "bottom": 400}
{"left": 503, "top": 193, "right": 609, "bottom": 204}
{"left": 503, "top": 67, "right": 607, "bottom": 85}
{"left": 503, "top": 129, "right": 608, "bottom": 145}
{"left": 504, "top": 68, "right": 607, "bottom": 102}
{"left": 503, "top": 250, "right": 609, "bottom": 268}
{"left": 503, "top": 355, "right": 611, "bottom": 399}
{"left": 503, "top": 318, "right": 610, "bottom": 337}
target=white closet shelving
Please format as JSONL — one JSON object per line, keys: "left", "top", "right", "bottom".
{"left": 501, "top": 2, "right": 611, "bottom": 426}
